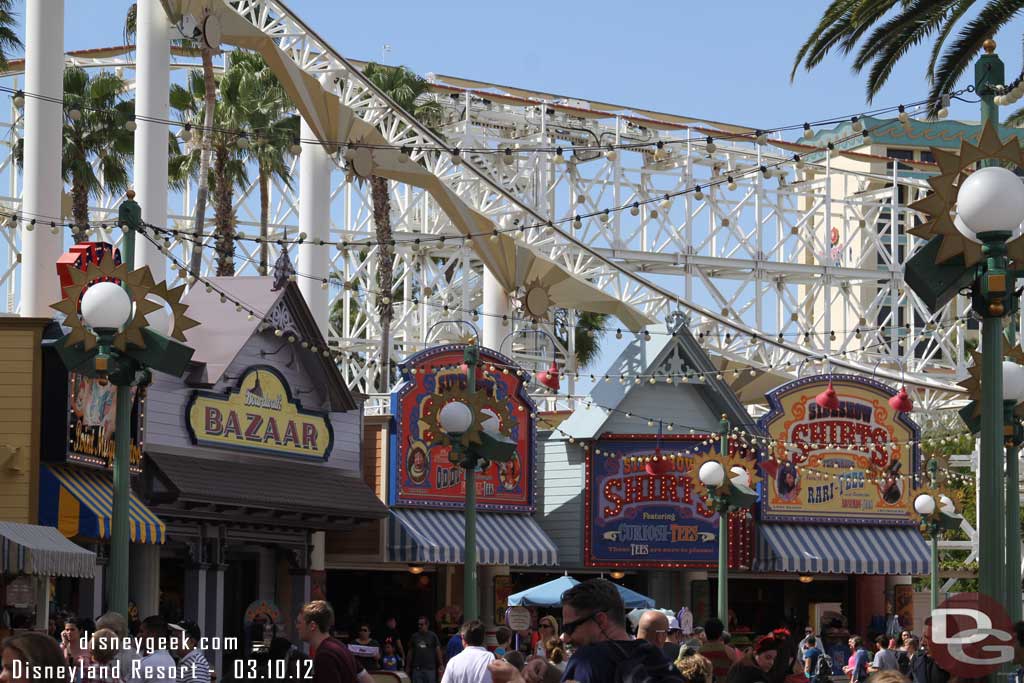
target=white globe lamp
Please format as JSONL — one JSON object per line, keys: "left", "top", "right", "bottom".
{"left": 939, "top": 494, "right": 956, "bottom": 514}
{"left": 955, "top": 166, "right": 1024, "bottom": 236}
{"left": 914, "top": 493, "right": 936, "bottom": 516}
{"left": 729, "top": 465, "right": 750, "bottom": 488}
{"left": 698, "top": 461, "right": 726, "bottom": 487}
{"left": 1003, "top": 361, "right": 1024, "bottom": 403}
{"left": 438, "top": 401, "right": 474, "bottom": 434}
{"left": 80, "top": 282, "right": 133, "bottom": 331}
{"left": 144, "top": 296, "right": 174, "bottom": 338}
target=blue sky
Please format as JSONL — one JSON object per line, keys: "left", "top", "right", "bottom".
{"left": 51, "top": 1, "right": 1024, "bottom": 128}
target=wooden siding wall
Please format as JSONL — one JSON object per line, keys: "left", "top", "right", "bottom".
{"left": 601, "top": 384, "right": 720, "bottom": 434}
{"left": 536, "top": 436, "right": 585, "bottom": 566}
{"left": 0, "top": 320, "right": 46, "bottom": 524}
{"left": 145, "top": 330, "right": 361, "bottom": 474}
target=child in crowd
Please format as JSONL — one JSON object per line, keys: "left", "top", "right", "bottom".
{"left": 381, "top": 640, "right": 401, "bottom": 671}
{"left": 494, "top": 627, "right": 512, "bottom": 657}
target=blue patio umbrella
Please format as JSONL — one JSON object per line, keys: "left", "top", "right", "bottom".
{"left": 506, "top": 575, "right": 656, "bottom": 609}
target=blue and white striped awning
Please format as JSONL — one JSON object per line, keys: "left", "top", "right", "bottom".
{"left": 753, "top": 523, "right": 930, "bottom": 575}
{"left": 388, "top": 509, "right": 558, "bottom": 566}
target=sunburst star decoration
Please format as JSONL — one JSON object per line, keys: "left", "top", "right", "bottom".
{"left": 687, "top": 449, "right": 762, "bottom": 499}
{"left": 907, "top": 121, "right": 1024, "bottom": 267}
{"left": 419, "top": 383, "right": 515, "bottom": 450}
{"left": 957, "top": 339, "right": 1024, "bottom": 422}
{"left": 911, "top": 483, "right": 963, "bottom": 536}
{"left": 51, "top": 259, "right": 199, "bottom": 353}
{"left": 51, "top": 259, "right": 158, "bottom": 353}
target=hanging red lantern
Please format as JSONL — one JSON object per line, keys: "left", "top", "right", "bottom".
{"left": 645, "top": 447, "right": 672, "bottom": 476}
{"left": 815, "top": 380, "right": 840, "bottom": 410}
{"left": 536, "top": 359, "right": 560, "bottom": 392}
{"left": 888, "top": 386, "right": 913, "bottom": 413}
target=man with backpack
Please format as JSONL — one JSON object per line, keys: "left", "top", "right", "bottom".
{"left": 802, "top": 637, "right": 830, "bottom": 683}
{"left": 558, "top": 578, "right": 683, "bottom": 683}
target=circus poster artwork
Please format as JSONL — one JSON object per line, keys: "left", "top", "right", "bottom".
{"left": 757, "top": 374, "right": 921, "bottom": 525}
{"left": 389, "top": 344, "right": 536, "bottom": 513}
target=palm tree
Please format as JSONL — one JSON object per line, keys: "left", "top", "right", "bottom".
{"left": 221, "top": 50, "right": 298, "bottom": 275}
{"left": 0, "top": 0, "right": 21, "bottom": 69}
{"left": 14, "top": 68, "right": 134, "bottom": 242}
{"left": 168, "top": 69, "right": 249, "bottom": 276}
{"left": 361, "top": 63, "right": 443, "bottom": 392}
{"left": 554, "top": 310, "right": 609, "bottom": 369}
{"left": 791, "top": 1, "right": 1022, "bottom": 114}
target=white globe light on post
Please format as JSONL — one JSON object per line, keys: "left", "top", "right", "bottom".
{"left": 914, "top": 493, "right": 936, "bottom": 516}
{"left": 698, "top": 461, "right": 726, "bottom": 487}
{"left": 80, "top": 282, "right": 133, "bottom": 331}
{"left": 955, "top": 166, "right": 1024, "bottom": 236}
{"left": 729, "top": 465, "right": 750, "bottom": 488}
{"left": 939, "top": 494, "right": 956, "bottom": 514}
{"left": 438, "top": 401, "right": 474, "bottom": 434}
{"left": 1003, "top": 361, "right": 1024, "bottom": 403}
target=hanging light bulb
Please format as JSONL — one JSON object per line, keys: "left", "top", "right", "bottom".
{"left": 236, "top": 132, "right": 250, "bottom": 149}
{"left": 803, "top": 122, "right": 813, "bottom": 139}
{"left": 727, "top": 177, "right": 737, "bottom": 191}
{"left": 12, "top": 90, "right": 24, "bottom": 108}
{"left": 898, "top": 105, "right": 909, "bottom": 123}
{"left": 851, "top": 116, "right": 864, "bottom": 132}
{"left": 179, "top": 124, "right": 193, "bottom": 143}
{"left": 889, "top": 387, "right": 913, "bottom": 413}
{"left": 125, "top": 116, "right": 137, "bottom": 132}
{"left": 705, "top": 136, "right": 716, "bottom": 154}
{"left": 68, "top": 107, "right": 82, "bottom": 121}
{"left": 629, "top": 203, "right": 640, "bottom": 216}
{"left": 290, "top": 138, "right": 302, "bottom": 155}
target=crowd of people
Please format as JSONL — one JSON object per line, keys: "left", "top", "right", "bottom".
{"left": 7, "top": 587, "right": 1024, "bottom": 683}
{"left": 0, "top": 611, "right": 210, "bottom": 683}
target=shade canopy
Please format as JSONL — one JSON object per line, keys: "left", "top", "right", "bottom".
{"left": 507, "top": 575, "right": 655, "bottom": 608}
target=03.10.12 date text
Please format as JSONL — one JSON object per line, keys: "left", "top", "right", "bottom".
{"left": 233, "top": 658, "right": 314, "bottom": 679}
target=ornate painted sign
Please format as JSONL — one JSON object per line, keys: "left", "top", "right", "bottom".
{"left": 757, "top": 374, "right": 921, "bottom": 525}
{"left": 186, "top": 366, "right": 333, "bottom": 460}
{"left": 67, "top": 373, "right": 144, "bottom": 472}
{"left": 585, "top": 434, "right": 753, "bottom": 568}
{"left": 390, "top": 344, "right": 536, "bottom": 512}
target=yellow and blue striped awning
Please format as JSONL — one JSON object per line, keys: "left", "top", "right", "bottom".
{"left": 40, "top": 465, "right": 165, "bottom": 544}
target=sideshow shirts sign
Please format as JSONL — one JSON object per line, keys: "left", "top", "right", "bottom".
{"left": 187, "top": 366, "right": 333, "bottom": 460}
{"left": 586, "top": 435, "right": 722, "bottom": 567}
{"left": 390, "top": 344, "right": 536, "bottom": 512}
{"left": 757, "top": 374, "right": 921, "bottom": 524}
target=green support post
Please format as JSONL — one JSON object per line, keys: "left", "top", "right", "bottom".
{"left": 107, "top": 383, "right": 132, "bottom": 616}
{"left": 717, "top": 414, "right": 729, "bottom": 622}
{"left": 1006, "top": 439, "right": 1021, "bottom": 622}
{"left": 980, "top": 313, "right": 1007, "bottom": 607}
{"left": 462, "top": 343, "right": 480, "bottom": 622}
{"left": 976, "top": 41, "right": 1004, "bottom": 170}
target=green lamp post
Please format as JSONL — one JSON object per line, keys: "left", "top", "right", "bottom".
{"left": 691, "top": 416, "right": 759, "bottom": 621}
{"left": 50, "top": 194, "right": 196, "bottom": 615}
{"left": 431, "top": 341, "right": 517, "bottom": 622}
{"left": 913, "top": 459, "right": 963, "bottom": 612}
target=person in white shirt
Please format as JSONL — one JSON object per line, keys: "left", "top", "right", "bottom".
{"left": 440, "top": 620, "right": 493, "bottom": 683}
{"left": 171, "top": 620, "right": 210, "bottom": 683}
{"left": 139, "top": 616, "right": 178, "bottom": 683}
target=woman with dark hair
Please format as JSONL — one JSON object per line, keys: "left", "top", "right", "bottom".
{"left": 60, "top": 617, "right": 94, "bottom": 670}
{"left": 727, "top": 636, "right": 780, "bottom": 683}
{"left": 1, "top": 632, "right": 68, "bottom": 683}
{"left": 777, "top": 463, "right": 799, "bottom": 500}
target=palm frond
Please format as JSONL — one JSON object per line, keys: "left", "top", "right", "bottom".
{"left": 930, "top": 0, "right": 1024, "bottom": 114}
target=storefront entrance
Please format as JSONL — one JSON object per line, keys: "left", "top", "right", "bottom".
{"left": 223, "top": 553, "right": 261, "bottom": 677}
{"left": 326, "top": 569, "right": 438, "bottom": 641}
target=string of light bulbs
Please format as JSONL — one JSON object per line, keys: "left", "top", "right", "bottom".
{"left": 0, "top": 82, "right": 972, "bottom": 159}
{"left": 134, "top": 218, "right": 973, "bottom": 371}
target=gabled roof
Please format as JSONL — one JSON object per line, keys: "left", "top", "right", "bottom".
{"left": 560, "top": 320, "right": 756, "bottom": 439}
{"left": 181, "top": 277, "right": 358, "bottom": 412}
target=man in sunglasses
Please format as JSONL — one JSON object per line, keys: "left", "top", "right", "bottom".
{"left": 559, "top": 579, "right": 682, "bottom": 683}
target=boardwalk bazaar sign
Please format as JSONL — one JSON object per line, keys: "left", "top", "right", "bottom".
{"left": 187, "top": 366, "right": 333, "bottom": 460}
{"left": 67, "top": 373, "right": 143, "bottom": 471}
{"left": 587, "top": 435, "right": 722, "bottom": 567}
{"left": 390, "top": 344, "right": 536, "bottom": 513}
{"left": 757, "top": 374, "right": 920, "bottom": 525}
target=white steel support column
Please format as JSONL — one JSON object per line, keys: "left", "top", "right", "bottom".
{"left": 20, "top": 0, "right": 64, "bottom": 317}
{"left": 132, "top": 0, "right": 170, "bottom": 272}
{"left": 483, "top": 269, "right": 509, "bottom": 350}
{"left": 297, "top": 118, "right": 331, "bottom": 334}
